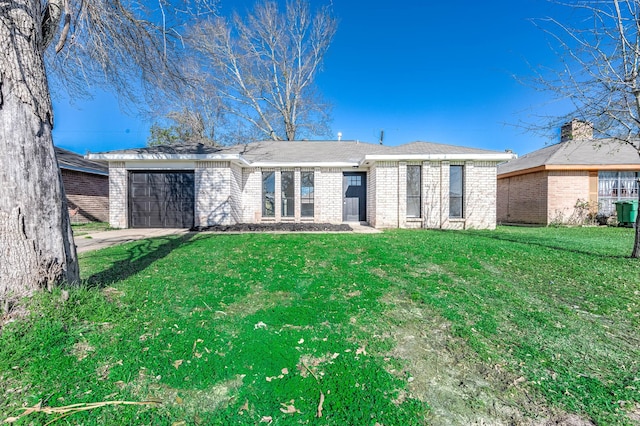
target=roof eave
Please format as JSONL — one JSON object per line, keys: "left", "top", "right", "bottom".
{"left": 498, "top": 163, "right": 640, "bottom": 179}
{"left": 363, "top": 153, "right": 516, "bottom": 163}
{"left": 86, "top": 153, "right": 244, "bottom": 162}
{"left": 248, "top": 161, "right": 361, "bottom": 168}
{"left": 59, "top": 164, "right": 109, "bottom": 176}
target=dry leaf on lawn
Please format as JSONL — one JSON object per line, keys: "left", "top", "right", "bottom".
{"left": 238, "top": 399, "right": 249, "bottom": 414}
{"left": 260, "top": 416, "right": 273, "bottom": 423}
{"left": 173, "top": 359, "right": 183, "bottom": 370}
{"left": 280, "top": 400, "right": 299, "bottom": 414}
{"left": 316, "top": 391, "right": 325, "bottom": 418}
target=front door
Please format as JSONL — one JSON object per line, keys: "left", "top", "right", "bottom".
{"left": 343, "top": 172, "right": 367, "bottom": 222}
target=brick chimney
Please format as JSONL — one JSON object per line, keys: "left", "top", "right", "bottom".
{"left": 560, "top": 119, "right": 593, "bottom": 142}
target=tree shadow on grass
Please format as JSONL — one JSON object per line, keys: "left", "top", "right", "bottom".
{"left": 84, "top": 232, "right": 197, "bottom": 287}
{"left": 461, "top": 229, "right": 631, "bottom": 260}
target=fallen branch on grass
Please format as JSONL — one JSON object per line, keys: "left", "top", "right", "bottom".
{"left": 301, "top": 361, "right": 325, "bottom": 418}
{"left": 4, "top": 399, "right": 162, "bottom": 424}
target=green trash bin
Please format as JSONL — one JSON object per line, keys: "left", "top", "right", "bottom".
{"left": 614, "top": 200, "right": 639, "bottom": 226}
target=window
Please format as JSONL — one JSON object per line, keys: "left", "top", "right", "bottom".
{"left": 449, "top": 165, "right": 464, "bottom": 218}
{"left": 281, "top": 171, "right": 294, "bottom": 217}
{"left": 407, "top": 165, "right": 421, "bottom": 217}
{"left": 301, "top": 171, "right": 314, "bottom": 217}
{"left": 598, "top": 171, "right": 639, "bottom": 215}
{"left": 262, "top": 172, "right": 275, "bottom": 217}
{"left": 347, "top": 175, "right": 362, "bottom": 186}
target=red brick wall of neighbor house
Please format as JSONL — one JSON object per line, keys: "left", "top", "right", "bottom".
{"left": 61, "top": 169, "right": 109, "bottom": 223}
{"left": 546, "top": 171, "right": 590, "bottom": 223}
{"left": 497, "top": 171, "right": 549, "bottom": 224}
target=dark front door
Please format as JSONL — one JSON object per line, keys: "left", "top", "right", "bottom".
{"left": 343, "top": 172, "right": 367, "bottom": 222}
{"left": 129, "top": 171, "right": 195, "bottom": 228}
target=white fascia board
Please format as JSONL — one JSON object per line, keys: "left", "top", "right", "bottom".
{"left": 59, "top": 165, "right": 109, "bottom": 176}
{"left": 247, "top": 161, "right": 360, "bottom": 168}
{"left": 86, "top": 153, "right": 243, "bottom": 162}
{"left": 362, "top": 153, "right": 516, "bottom": 164}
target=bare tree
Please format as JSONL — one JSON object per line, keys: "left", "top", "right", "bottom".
{"left": 148, "top": 109, "right": 218, "bottom": 146}
{"left": 534, "top": 0, "right": 640, "bottom": 257}
{"left": 0, "top": 0, "right": 215, "bottom": 312}
{"left": 188, "top": 0, "right": 337, "bottom": 142}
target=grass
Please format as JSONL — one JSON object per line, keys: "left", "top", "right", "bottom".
{"left": 1, "top": 227, "right": 639, "bottom": 425}
{"left": 71, "top": 222, "right": 113, "bottom": 236}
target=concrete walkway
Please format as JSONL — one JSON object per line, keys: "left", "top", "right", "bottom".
{"left": 74, "top": 229, "right": 189, "bottom": 253}
{"left": 74, "top": 223, "right": 381, "bottom": 253}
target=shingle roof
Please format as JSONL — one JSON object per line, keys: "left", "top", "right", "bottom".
{"left": 89, "top": 140, "right": 513, "bottom": 164}
{"left": 390, "top": 141, "right": 504, "bottom": 155}
{"left": 55, "top": 147, "right": 108, "bottom": 175}
{"left": 498, "top": 139, "right": 640, "bottom": 176}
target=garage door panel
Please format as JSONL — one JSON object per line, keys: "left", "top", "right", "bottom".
{"left": 129, "top": 171, "right": 194, "bottom": 228}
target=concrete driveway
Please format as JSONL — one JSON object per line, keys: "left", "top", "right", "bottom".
{"left": 74, "top": 228, "right": 190, "bottom": 253}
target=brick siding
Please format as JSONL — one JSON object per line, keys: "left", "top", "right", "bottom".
{"left": 107, "top": 160, "right": 501, "bottom": 230}
{"left": 195, "top": 161, "right": 232, "bottom": 226}
{"left": 547, "top": 171, "right": 590, "bottom": 223}
{"left": 497, "top": 170, "right": 590, "bottom": 225}
{"left": 61, "top": 169, "right": 109, "bottom": 223}
{"left": 108, "top": 162, "right": 127, "bottom": 228}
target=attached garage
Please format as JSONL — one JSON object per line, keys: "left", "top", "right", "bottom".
{"left": 129, "top": 171, "right": 195, "bottom": 228}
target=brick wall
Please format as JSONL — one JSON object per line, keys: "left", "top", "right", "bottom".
{"left": 367, "top": 165, "right": 377, "bottom": 226}
{"left": 424, "top": 161, "right": 442, "bottom": 228}
{"left": 497, "top": 170, "right": 590, "bottom": 225}
{"left": 372, "top": 161, "right": 400, "bottom": 227}
{"left": 316, "top": 169, "right": 343, "bottom": 223}
{"left": 367, "top": 160, "right": 498, "bottom": 230}
{"left": 230, "top": 164, "right": 243, "bottom": 224}
{"left": 108, "top": 162, "right": 127, "bottom": 228}
{"left": 465, "top": 161, "right": 498, "bottom": 230}
{"left": 241, "top": 168, "right": 262, "bottom": 222}
{"left": 497, "top": 171, "right": 548, "bottom": 224}
{"left": 547, "top": 170, "right": 590, "bottom": 224}
{"left": 105, "top": 160, "right": 501, "bottom": 230}
{"left": 61, "top": 169, "right": 109, "bottom": 223}
{"left": 195, "top": 161, "right": 232, "bottom": 226}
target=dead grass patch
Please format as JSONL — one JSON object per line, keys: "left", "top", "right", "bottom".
{"left": 218, "top": 287, "right": 293, "bottom": 319}
{"left": 126, "top": 369, "right": 245, "bottom": 416}
{"left": 70, "top": 341, "right": 95, "bottom": 361}
{"left": 378, "top": 292, "right": 596, "bottom": 426}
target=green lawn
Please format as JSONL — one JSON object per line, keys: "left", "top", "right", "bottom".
{"left": 1, "top": 227, "right": 639, "bottom": 425}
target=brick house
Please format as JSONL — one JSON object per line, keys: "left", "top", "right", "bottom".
{"left": 55, "top": 147, "right": 109, "bottom": 223}
{"left": 497, "top": 120, "right": 640, "bottom": 225}
{"left": 88, "top": 140, "right": 513, "bottom": 230}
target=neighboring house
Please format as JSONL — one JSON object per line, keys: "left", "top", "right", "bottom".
{"left": 55, "top": 147, "right": 109, "bottom": 223}
{"left": 87, "top": 140, "right": 513, "bottom": 230}
{"left": 497, "top": 120, "right": 640, "bottom": 225}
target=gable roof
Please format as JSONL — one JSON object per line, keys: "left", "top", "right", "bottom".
{"left": 55, "top": 147, "right": 108, "bottom": 176}
{"left": 87, "top": 140, "right": 514, "bottom": 166}
{"left": 498, "top": 139, "right": 640, "bottom": 177}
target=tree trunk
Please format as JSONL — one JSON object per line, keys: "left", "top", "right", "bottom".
{"left": 0, "top": 0, "right": 79, "bottom": 311}
{"left": 633, "top": 183, "right": 640, "bottom": 258}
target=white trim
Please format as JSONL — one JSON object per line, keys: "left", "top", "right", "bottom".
{"left": 362, "top": 153, "right": 516, "bottom": 163}
{"left": 249, "top": 161, "right": 359, "bottom": 168}
{"left": 59, "top": 164, "right": 109, "bottom": 176}
{"left": 124, "top": 161, "right": 197, "bottom": 170}
{"left": 87, "top": 153, "right": 244, "bottom": 162}
{"left": 88, "top": 152, "right": 515, "bottom": 169}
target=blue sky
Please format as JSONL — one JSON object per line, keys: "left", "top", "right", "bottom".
{"left": 52, "top": 0, "right": 571, "bottom": 156}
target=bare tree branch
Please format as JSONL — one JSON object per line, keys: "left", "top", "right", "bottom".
{"left": 530, "top": 0, "right": 640, "bottom": 257}
{"left": 186, "top": 0, "right": 337, "bottom": 142}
